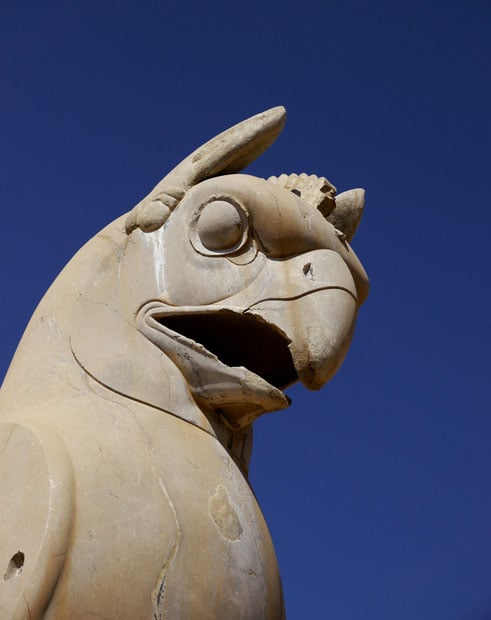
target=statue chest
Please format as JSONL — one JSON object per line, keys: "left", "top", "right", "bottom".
{"left": 144, "top": 419, "right": 285, "bottom": 619}
{"left": 43, "top": 401, "right": 285, "bottom": 619}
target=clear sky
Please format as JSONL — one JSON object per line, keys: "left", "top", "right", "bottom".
{"left": 1, "top": 2, "right": 490, "bottom": 618}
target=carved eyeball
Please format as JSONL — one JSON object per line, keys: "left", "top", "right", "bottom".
{"left": 191, "top": 198, "right": 250, "bottom": 255}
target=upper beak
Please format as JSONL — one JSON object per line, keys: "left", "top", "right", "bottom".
{"left": 235, "top": 248, "right": 361, "bottom": 390}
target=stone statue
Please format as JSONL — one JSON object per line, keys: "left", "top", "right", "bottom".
{"left": 0, "top": 107, "right": 368, "bottom": 619}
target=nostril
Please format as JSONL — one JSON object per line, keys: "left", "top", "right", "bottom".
{"left": 4, "top": 551, "right": 24, "bottom": 580}
{"left": 303, "top": 262, "right": 314, "bottom": 279}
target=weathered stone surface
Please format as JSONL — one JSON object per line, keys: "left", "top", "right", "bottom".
{"left": 0, "top": 107, "right": 368, "bottom": 618}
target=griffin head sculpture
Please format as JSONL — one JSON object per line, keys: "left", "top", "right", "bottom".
{"left": 0, "top": 107, "right": 368, "bottom": 619}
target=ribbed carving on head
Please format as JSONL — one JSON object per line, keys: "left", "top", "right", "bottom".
{"left": 125, "top": 107, "right": 287, "bottom": 234}
{"left": 266, "top": 173, "right": 337, "bottom": 217}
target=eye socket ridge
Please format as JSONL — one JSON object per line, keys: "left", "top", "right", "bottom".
{"left": 190, "top": 196, "right": 251, "bottom": 256}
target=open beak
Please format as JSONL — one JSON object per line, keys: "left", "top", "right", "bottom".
{"left": 138, "top": 247, "right": 362, "bottom": 429}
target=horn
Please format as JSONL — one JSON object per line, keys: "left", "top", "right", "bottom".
{"left": 327, "top": 188, "right": 365, "bottom": 242}
{"left": 160, "top": 106, "right": 287, "bottom": 190}
{"left": 126, "top": 107, "right": 287, "bottom": 233}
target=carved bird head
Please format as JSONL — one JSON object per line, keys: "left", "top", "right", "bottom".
{"left": 121, "top": 107, "right": 369, "bottom": 429}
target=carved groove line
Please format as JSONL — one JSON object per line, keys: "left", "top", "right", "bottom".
{"left": 151, "top": 476, "right": 182, "bottom": 620}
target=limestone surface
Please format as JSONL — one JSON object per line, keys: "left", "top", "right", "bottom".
{"left": 0, "top": 107, "right": 368, "bottom": 619}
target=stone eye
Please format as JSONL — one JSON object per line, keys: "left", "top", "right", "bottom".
{"left": 196, "top": 199, "right": 247, "bottom": 252}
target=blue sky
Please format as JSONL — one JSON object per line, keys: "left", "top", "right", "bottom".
{"left": 1, "top": 2, "right": 490, "bottom": 618}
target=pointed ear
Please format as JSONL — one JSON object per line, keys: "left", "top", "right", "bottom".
{"left": 153, "top": 106, "right": 286, "bottom": 194}
{"left": 328, "top": 188, "right": 365, "bottom": 242}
